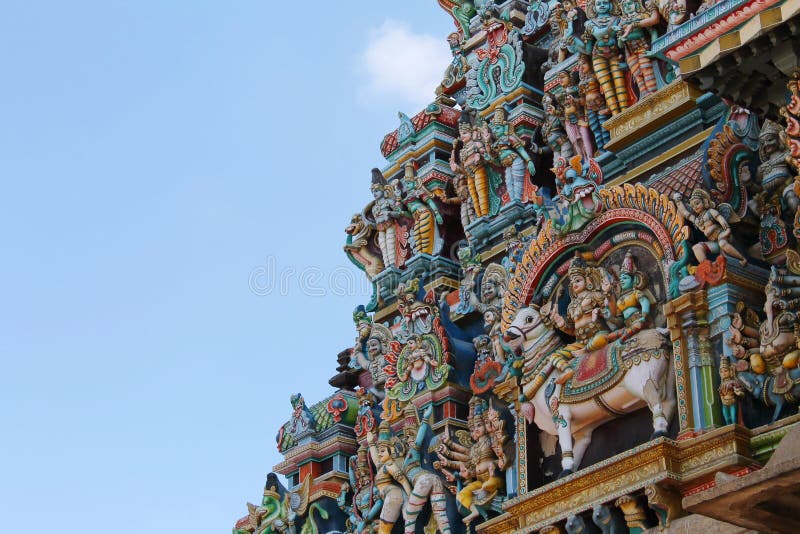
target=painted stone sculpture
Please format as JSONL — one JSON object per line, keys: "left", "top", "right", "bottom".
{"left": 338, "top": 443, "right": 381, "bottom": 534}
{"left": 718, "top": 357, "right": 744, "bottom": 425}
{"left": 578, "top": 54, "right": 612, "bottom": 151}
{"left": 538, "top": 94, "right": 576, "bottom": 160}
{"left": 434, "top": 397, "right": 508, "bottom": 525}
{"left": 450, "top": 111, "right": 500, "bottom": 218}
{"left": 398, "top": 404, "right": 451, "bottom": 534}
{"left": 485, "top": 106, "right": 537, "bottom": 203}
{"left": 504, "top": 248, "right": 674, "bottom": 475}
{"left": 366, "top": 422, "right": 408, "bottom": 534}
{"left": 399, "top": 161, "right": 444, "bottom": 256}
{"left": 672, "top": 189, "right": 748, "bottom": 266}
{"left": 731, "top": 260, "right": 800, "bottom": 421}
{"left": 551, "top": 156, "right": 604, "bottom": 235}
{"left": 568, "top": 0, "right": 630, "bottom": 115}
{"left": 365, "top": 168, "right": 406, "bottom": 269}
{"left": 442, "top": 32, "right": 469, "bottom": 90}
{"left": 345, "top": 212, "right": 384, "bottom": 280}
{"left": 464, "top": 5, "right": 525, "bottom": 110}
{"left": 556, "top": 70, "right": 594, "bottom": 159}
{"left": 618, "top": 0, "right": 659, "bottom": 97}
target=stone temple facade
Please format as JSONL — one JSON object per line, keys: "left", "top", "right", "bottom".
{"left": 234, "top": 1, "right": 800, "bottom": 533}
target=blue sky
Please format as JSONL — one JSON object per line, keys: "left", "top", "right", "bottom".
{"left": 0, "top": 2, "right": 454, "bottom": 532}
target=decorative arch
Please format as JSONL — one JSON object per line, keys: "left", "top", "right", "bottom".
{"left": 502, "top": 183, "right": 688, "bottom": 328}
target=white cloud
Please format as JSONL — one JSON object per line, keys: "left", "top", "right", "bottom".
{"left": 356, "top": 20, "right": 451, "bottom": 111}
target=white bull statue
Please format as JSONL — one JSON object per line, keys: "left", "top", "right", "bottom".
{"left": 504, "top": 305, "right": 676, "bottom": 476}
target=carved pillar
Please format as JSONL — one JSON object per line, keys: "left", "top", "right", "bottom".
{"left": 614, "top": 495, "right": 652, "bottom": 533}
{"left": 665, "top": 290, "right": 720, "bottom": 435}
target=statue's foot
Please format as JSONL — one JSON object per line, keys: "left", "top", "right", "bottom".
{"left": 557, "top": 468, "right": 574, "bottom": 479}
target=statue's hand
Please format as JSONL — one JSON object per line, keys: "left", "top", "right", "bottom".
{"left": 527, "top": 160, "right": 536, "bottom": 176}
{"left": 423, "top": 403, "right": 434, "bottom": 420}
{"left": 435, "top": 213, "right": 444, "bottom": 225}
{"left": 671, "top": 191, "right": 683, "bottom": 202}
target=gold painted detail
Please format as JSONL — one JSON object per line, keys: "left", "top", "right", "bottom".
{"left": 602, "top": 81, "right": 703, "bottom": 151}
{"left": 477, "top": 425, "right": 759, "bottom": 534}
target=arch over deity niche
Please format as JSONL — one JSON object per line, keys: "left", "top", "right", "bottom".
{"left": 502, "top": 183, "right": 688, "bottom": 329}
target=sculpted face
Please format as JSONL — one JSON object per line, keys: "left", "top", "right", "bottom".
{"left": 620, "top": 0, "right": 636, "bottom": 13}
{"left": 570, "top": 273, "right": 587, "bottom": 294}
{"left": 483, "top": 310, "right": 497, "bottom": 330}
{"left": 689, "top": 197, "right": 705, "bottom": 214}
{"left": 595, "top": 0, "right": 611, "bottom": 14}
{"left": 470, "top": 418, "right": 486, "bottom": 441}
{"left": 372, "top": 185, "right": 384, "bottom": 200}
{"left": 378, "top": 444, "right": 391, "bottom": 464}
{"left": 482, "top": 281, "right": 498, "bottom": 302}
{"left": 620, "top": 272, "right": 633, "bottom": 291}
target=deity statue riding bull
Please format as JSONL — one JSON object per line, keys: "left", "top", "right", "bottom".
{"left": 503, "top": 252, "right": 675, "bottom": 476}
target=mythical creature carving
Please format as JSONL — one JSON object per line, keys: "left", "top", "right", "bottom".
{"left": 464, "top": 5, "right": 525, "bottom": 111}
{"left": 345, "top": 212, "right": 385, "bottom": 280}
{"left": 551, "top": 156, "right": 604, "bottom": 235}
{"left": 442, "top": 32, "right": 469, "bottom": 90}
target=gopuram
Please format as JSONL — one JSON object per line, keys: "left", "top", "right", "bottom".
{"left": 234, "top": 1, "right": 800, "bottom": 532}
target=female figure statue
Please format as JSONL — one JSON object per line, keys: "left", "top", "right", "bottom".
{"left": 557, "top": 70, "right": 595, "bottom": 158}
{"left": 567, "top": 0, "right": 630, "bottom": 115}
{"left": 604, "top": 251, "right": 653, "bottom": 341}
{"left": 400, "top": 161, "right": 444, "bottom": 256}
